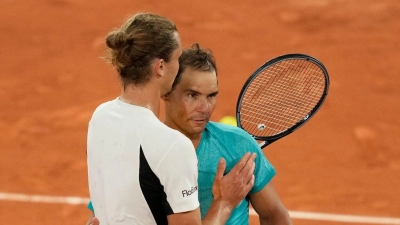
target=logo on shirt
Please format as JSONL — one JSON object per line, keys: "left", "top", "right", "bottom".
{"left": 182, "top": 186, "right": 198, "bottom": 197}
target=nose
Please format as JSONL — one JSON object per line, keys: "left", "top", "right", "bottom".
{"left": 196, "top": 97, "right": 210, "bottom": 113}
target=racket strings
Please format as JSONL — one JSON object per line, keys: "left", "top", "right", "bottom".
{"left": 243, "top": 63, "right": 323, "bottom": 119}
{"left": 243, "top": 74, "right": 324, "bottom": 135}
{"left": 243, "top": 80, "right": 323, "bottom": 134}
{"left": 240, "top": 59, "right": 326, "bottom": 137}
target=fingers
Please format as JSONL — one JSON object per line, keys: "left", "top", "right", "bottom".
{"left": 239, "top": 153, "right": 256, "bottom": 177}
{"left": 238, "top": 159, "right": 255, "bottom": 195}
{"left": 229, "top": 152, "right": 251, "bottom": 175}
{"left": 228, "top": 152, "right": 256, "bottom": 193}
{"left": 92, "top": 217, "right": 100, "bottom": 225}
{"left": 242, "top": 161, "right": 255, "bottom": 185}
{"left": 214, "top": 158, "right": 226, "bottom": 183}
{"left": 243, "top": 174, "right": 255, "bottom": 193}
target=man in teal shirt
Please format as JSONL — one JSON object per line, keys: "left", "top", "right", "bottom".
{"left": 194, "top": 122, "right": 276, "bottom": 223}
{"left": 87, "top": 43, "right": 292, "bottom": 224}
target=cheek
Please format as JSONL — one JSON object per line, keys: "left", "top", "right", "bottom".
{"left": 208, "top": 99, "right": 217, "bottom": 110}
{"left": 180, "top": 100, "right": 198, "bottom": 115}
{"left": 165, "top": 62, "right": 179, "bottom": 79}
{"left": 171, "top": 99, "right": 190, "bottom": 115}
{"left": 174, "top": 62, "right": 180, "bottom": 74}
{"left": 169, "top": 60, "right": 179, "bottom": 73}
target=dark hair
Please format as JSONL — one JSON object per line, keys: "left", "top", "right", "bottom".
{"left": 171, "top": 43, "right": 217, "bottom": 90}
{"left": 105, "top": 13, "right": 179, "bottom": 86}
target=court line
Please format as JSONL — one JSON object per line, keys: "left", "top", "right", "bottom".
{"left": 250, "top": 209, "right": 400, "bottom": 224}
{"left": 0, "top": 192, "right": 90, "bottom": 205}
{"left": 1, "top": 192, "right": 400, "bottom": 224}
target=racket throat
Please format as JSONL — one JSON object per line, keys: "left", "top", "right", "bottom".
{"left": 259, "top": 141, "right": 269, "bottom": 149}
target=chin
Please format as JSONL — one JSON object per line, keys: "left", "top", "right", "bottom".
{"left": 193, "top": 124, "right": 207, "bottom": 132}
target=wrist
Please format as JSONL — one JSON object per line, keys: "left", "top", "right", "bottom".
{"left": 202, "top": 198, "right": 234, "bottom": 224}
{"left": 213, "top": 198, "right": 234, "bottom": 215}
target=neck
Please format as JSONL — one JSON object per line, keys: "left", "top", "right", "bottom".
{"left": 163, "top": 118, "right": 202, "bottom": 150}
{"left": 119, "top": 83, "right": 161, "bottom": 117}
{"left": 191, "top": 137, "right": 202, "bottom": 150}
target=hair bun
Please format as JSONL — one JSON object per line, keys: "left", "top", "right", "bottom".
{"left": 106, "top": 30, "right": 128, "bottom": 49}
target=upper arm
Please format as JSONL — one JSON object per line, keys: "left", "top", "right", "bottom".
{"left": 156, "top": 136, "right": 200, "bottom": 214}
{"left": 249, "top": 181, "right": 291, "bottom": 224}
{"left": 167, "top": 207, "right": 202, "bottom": 225}
{"left": 247, "top": 137, "right": 276, "bottom": 194}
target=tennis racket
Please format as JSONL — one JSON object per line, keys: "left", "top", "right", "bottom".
{"left": 236, "top": 53, "right": 330, "bottom": 149}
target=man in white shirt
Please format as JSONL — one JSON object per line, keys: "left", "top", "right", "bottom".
{"left": 87, "top": 13, "right": 255, "bottom": 225}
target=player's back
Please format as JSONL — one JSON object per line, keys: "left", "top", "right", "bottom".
{"left": 87, "top": 98, "right": 199, "bottom": 224}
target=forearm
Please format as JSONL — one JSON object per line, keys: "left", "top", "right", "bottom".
{"left": 202, "top": 200, "right": 233, "bottom": 225}
{"left": 259, "top": 210, "right": 292, "bottom": 225}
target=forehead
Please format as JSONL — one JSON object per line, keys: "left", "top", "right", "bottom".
{"left": 176, "top": 68, "right": 218, "bottom": 91}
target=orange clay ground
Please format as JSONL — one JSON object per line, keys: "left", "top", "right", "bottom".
{"left": 0, "top": 1, "right": 399, "bottom": 224}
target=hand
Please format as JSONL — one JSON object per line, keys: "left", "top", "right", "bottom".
{"left": 212, "top": 152, "right": 256, "bottom": 209}
{"left": 88, "top": 217, "right": 100, "bottom": 225}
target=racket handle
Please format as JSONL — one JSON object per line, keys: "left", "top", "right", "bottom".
{"left": 259, "top": 141, "right": 268, "bottom": 149}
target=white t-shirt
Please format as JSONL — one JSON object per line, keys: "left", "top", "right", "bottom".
{"left": 87, "top": 98, "right": 199, "bottom": 225}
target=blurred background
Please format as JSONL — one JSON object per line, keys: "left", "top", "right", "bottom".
{"left": 0, "top": 0, "right": 399, "bottom": 224}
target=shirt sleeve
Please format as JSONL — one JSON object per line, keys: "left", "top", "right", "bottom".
{"left": 246, "top": 135, "right": 276, "bottom": 194}
{"left": 87, "top": 200, "right": 94, "bottom": 211}
{"left": 155, "top": 135, "right": 200, "bottom": 214}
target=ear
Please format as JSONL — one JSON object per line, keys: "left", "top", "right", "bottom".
{"left": 154, "top": 59, "right": 165, "bottom": 77}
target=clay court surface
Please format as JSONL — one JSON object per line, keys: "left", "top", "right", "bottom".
{"left": 1, "top": 0, "right": 400, "bottom": 224}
